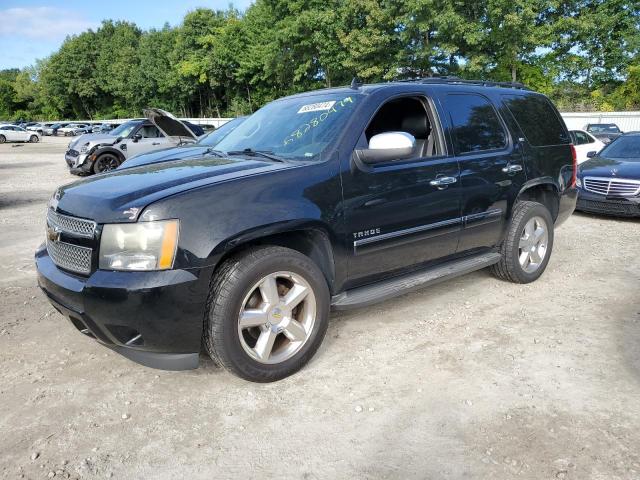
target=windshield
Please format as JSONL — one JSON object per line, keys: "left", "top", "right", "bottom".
{"left": 110, "top": 121, "right": 139, "bottom": 137}
{"left": 588, "top": 124, "right": 621, "bottom": 133}
{"left": 215, "top": 93, "right": 363, "bottom": 160}
{"left": 599, "top": 135, "right": 640, "bottom": 160}
{"left": 197, "top": 117, "right": 247, "bottom": 147}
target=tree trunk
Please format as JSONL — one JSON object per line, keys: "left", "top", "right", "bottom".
{"left": 511, "top": 64, "right": 517, "bottom": 83}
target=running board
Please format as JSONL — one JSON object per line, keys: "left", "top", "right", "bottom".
{"left": 331, "top": 252, "right": 501, "bottom": 310}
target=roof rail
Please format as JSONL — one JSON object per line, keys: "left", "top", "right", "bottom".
{"left": 395, "top": 76, "right": 529, "bottom": 90}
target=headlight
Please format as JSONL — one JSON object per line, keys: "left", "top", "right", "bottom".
{"left": 99, "top": 220, "right": 179, "bottom": 271}
{"left": 575, "top": 177, "right": 582, "bottom": 188}
{"left": 80, "top": 143, "right": 90, "bottom": 153}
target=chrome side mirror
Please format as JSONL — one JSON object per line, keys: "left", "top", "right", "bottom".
{"left": 355, "top": 132, "right": 416, "bottom": 164}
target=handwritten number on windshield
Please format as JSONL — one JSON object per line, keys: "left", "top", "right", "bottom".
{"left": 283, "top": 96, "right": 354, "bottom": 146}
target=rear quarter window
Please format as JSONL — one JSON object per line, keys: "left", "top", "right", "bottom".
{"left": 502, "top": 94, "right": 569, "bottom": 146}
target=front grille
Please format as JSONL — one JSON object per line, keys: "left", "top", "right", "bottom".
{"left": 67, "top": 149, "right": 79, "bottom": 157}
{"left": 583, "top": 177, "right": 640, "bottom": 197}
{"left": 47, "top": 209, "right": 96, "bottom": 238}
{"left": 46, "top": 239, "right": 92, "bottom": 274}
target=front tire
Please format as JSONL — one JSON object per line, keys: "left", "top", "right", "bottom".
{"left": 491, "top": 201, "right": 554, "bottom": 283}
{"left": 204, "top": 246, "right": 330, "bottom": 382}
{"left": 92, "top": 153, "right": 121, "bottom": 174}
{"left": 29, "top": 135, "right": 38, "bottom": 143}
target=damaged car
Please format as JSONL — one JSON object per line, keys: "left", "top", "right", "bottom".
{"left": 65, "top": 109, "right": 199, "bottom": 175}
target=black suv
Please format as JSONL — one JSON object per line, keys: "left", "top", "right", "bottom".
{"left": 36, "top": 79, "right": 577, "bottom": 382}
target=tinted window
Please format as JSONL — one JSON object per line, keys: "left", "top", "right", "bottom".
{"left": 503, "top": 94, "right": 569, "bottom": 146}
{"left": 446, "top": 94, "right": 507, "bottom": 154}
{"left": 573, "top": 131, "right": 590, "bottom": 145}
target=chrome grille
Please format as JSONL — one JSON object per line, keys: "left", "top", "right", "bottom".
{"left": 583, "top": 177, "right": 640, "bottom": 197}
{"left": 46, "top": 239, "right": 92, "bottom": 275}
{"left": 47, "top": 209, "right": 96, "bottom": 238}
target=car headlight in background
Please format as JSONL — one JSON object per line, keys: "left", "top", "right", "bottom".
{"left": 99, "top": 220, "right": 179, "bottom": 271}
{"left": 575, "top": 177, "right": 582, "bottom": 188}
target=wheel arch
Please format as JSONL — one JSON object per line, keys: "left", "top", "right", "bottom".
{"left": 94, "top": 147, "right": 126, "bottom": 163}
{"left": 211, "top": 225, "right": 336, "bottom": 293}
{"left": 516, "top": 179, "right": 560, "bottom": 221}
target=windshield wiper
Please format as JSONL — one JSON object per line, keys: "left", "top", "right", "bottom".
{"left": 202, "top": 147, "right": 226, "bottom": 157}
{"left": 226, "top": 148, "right": 286, "bottom": 163}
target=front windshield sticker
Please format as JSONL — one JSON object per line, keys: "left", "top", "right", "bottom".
{"left": 297, "top": 101, "right": 336, "bottom": 114}
{"left": 284, "top": 96, "right": 354, "bottom": 146}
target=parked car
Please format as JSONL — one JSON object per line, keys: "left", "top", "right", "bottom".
{"left": 585, "top": 123, "right": 623, "bottom": 144}
{"left": 183, "top": 121, "right": 205, "bottom": 137}
{"left": 569, "top": 129, "right": 606, "bottom": 164}
{"left": 119, "top": 116, "right": 247, "bottom": 170}
{"left": 44, "top": 122, "right": 70, "bottom": 136}
{"left": 36, "top": 78, "right": 576, "bottom": 381}
{"left": 65, "top": 109, "right": 198, "bottom": 175}
{"left": 0, "top": 124, "right": 40, "bottom": 143}
{"left": 28, "top": 123, "right": 51, "bottom": 134}
{"left": 58, "top": 123, "right": 91, "bottom": 136}
{"left": 91, "top": 123, "right": 113, "bottom": 134}
{"left": 576, "top": 132, "right": 640, "bottom": 217}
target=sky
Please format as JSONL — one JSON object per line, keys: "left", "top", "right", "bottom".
{"left": 0, "top": 0, "right": 254, "bottom": 70}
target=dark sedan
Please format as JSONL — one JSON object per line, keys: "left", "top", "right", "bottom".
{"left": 585, "top": 123, "right": 623, "bottom": 144}
{"left": 576, "top": 132, "right": 640, "bottom": 217}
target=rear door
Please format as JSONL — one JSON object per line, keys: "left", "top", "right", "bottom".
{"left": 438, "top": 92, "right": 526, "bottom": 253}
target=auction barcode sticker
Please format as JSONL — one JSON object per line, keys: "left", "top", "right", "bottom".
{"left": 297, "top": 101, "right": 336, "bottom": 114}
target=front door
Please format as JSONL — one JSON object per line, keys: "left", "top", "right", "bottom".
{"left": 125, "top": 125, "right": 170, "bottom": 158}
{"left": 342, "top": 95, "right": 462, "bottom": 286}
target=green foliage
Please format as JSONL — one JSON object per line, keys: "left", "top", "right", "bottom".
{"left": 1, "top": 0, "right": 639, "bottom": 121}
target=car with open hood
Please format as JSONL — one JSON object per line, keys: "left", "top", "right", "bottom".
{"left": 37, "top": 78, "right": 576, "bottom": 382}
{"left": 118, "top": 116, "right": 247, "bottom": 170}
{"left": 65, "top": 109, "right": 198, "bottom": 175}
{"left": 576, "top": 132, "right": 640, "bottom": 217}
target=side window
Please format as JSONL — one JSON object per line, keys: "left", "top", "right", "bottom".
{"left": 445, "top": 93, "right": 507, "bottom": 155}
{"left": 139, "top": 125, "right": 162, "bottom": 138}
{"left": 364, "top": 96, "right": 442, "bottom": 158}
{"left": 574, "top": 131, "right": 590, "bottom": 145}
{"left": 502, "top": 94, "right": 570, "bottom": 146}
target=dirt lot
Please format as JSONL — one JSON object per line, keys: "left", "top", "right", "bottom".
{"left": 0, "top": 136, "right": 639, "bottom": 480}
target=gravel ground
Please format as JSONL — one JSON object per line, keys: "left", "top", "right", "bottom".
{"left": 0, "top": 136, "right": 639, "bottom": 480}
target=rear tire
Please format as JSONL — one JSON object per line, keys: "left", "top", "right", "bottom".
{"left": 0, "top": 135, "right": 5, "bottom": 144}
{"left": 491, "top": 201, "right": 554, "bottom": 284}
{"left": 204, "top": 246, "right": 330, "bottom": 382}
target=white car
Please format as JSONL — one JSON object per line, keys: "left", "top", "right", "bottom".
{"left": 0, "top": 124, "right": 40, "bottom": 143}
{"left": 57, "top": 123, "right": 89, "bottom": 136}
{"left": 26, "top": 122, "right": 52, "bottom": 134}
{"left": 570, "top": 129, "right": 605, "bottom": 164}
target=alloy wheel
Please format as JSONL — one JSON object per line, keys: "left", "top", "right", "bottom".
{"left": 237, "top": 271, "right": 316, "bottom": 364}
{"left": 518, "top": 216, "right": 548, "bottom": 273}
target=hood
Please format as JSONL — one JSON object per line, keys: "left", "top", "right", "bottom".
{"left": 579, "top": 155, "right": 640, "bottom": 178}
{"left": 69, "top": 132, "right": 115, "bottom": 149}
{"left": 144, "top": 108, "right": 197, "bottom": 140}
{"left": 118, "top": 145, "right": 210, "bottom": 170}
{"left": 591, "top": 132, "right": 622, "bottom": 143}
{"left": 52, "top": 156, "right": 295, "bottom": 223}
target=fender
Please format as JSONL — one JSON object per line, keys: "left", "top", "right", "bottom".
{"left": 91, "top": 145, "right": 126, "bottom": 162}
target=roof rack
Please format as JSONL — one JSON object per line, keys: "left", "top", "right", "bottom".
{"left": 395, "top": 75, "right": 529, "bottom": 90}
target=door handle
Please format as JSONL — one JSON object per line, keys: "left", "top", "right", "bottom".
{"left": 502, "top": 164, "right": 523, "bottom": 174}
{"left": 429, "top": 176, "right": 457, "bottom": 189}
{"left": 152, "top": 142, "right": 160, "bottom": 145}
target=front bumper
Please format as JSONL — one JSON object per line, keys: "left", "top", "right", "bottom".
{"left": 576, "top": 188, "right": 640, "bottom": 217}
{"left": 35, "top": 244, "right": 213, "bottom": 370}
{"left": 65, "top": 151, "right": 91, "bottom": 174}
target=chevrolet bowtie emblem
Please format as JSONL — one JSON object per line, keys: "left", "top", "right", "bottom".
{"left": 46, "top": 226, "right": 61, "bottom": 242}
